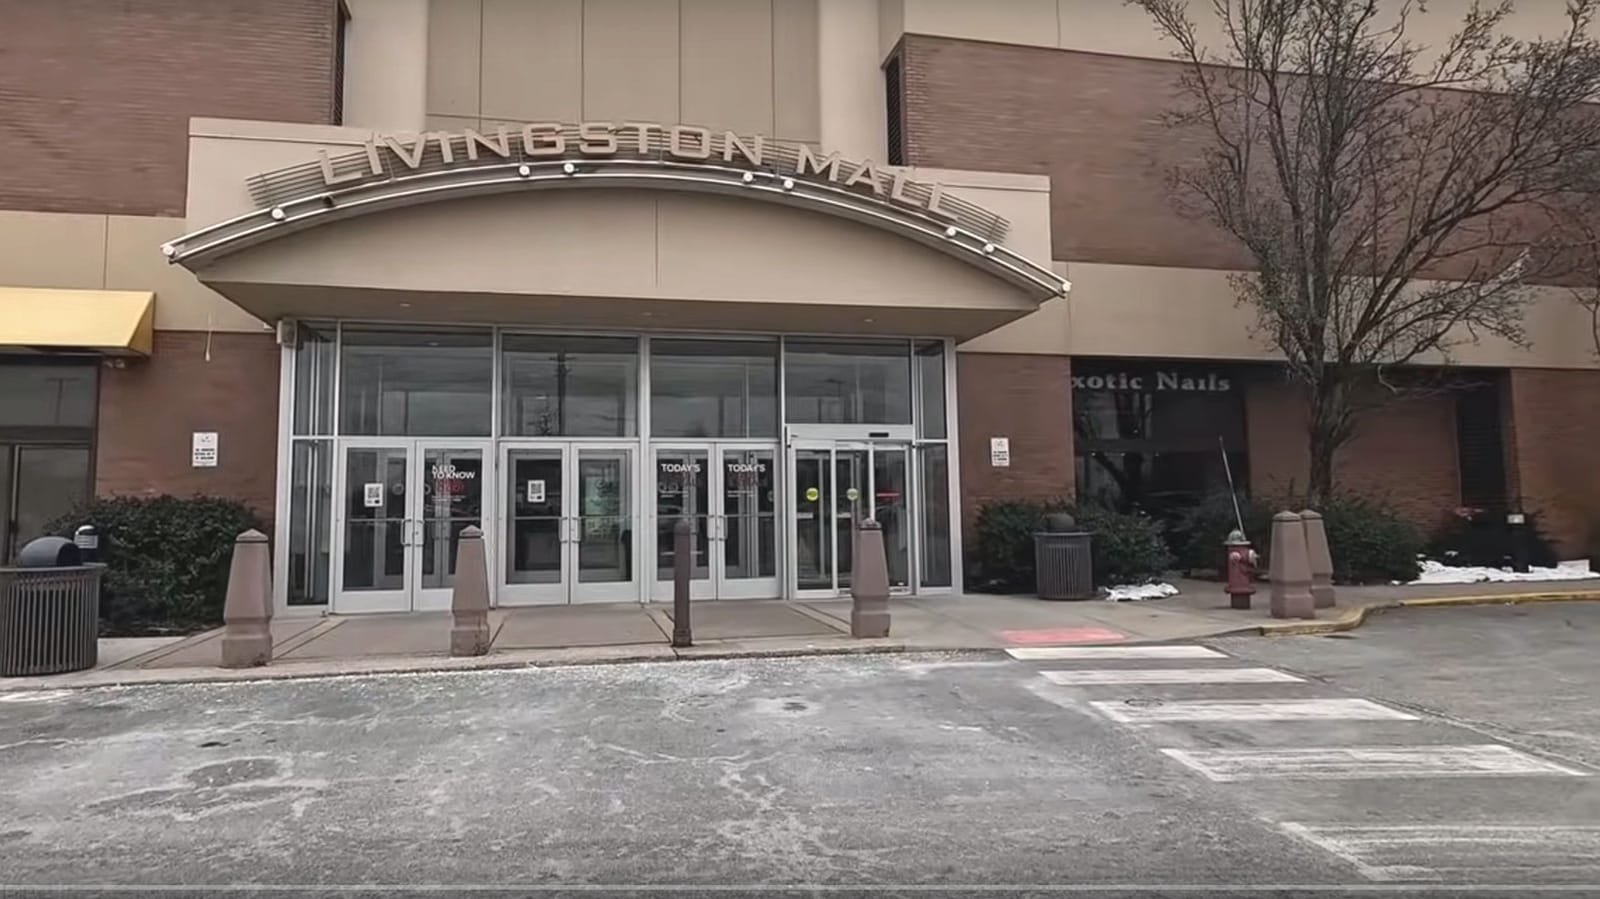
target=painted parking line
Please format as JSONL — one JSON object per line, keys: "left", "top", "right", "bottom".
{"left": 1001, "top": 626, "right": 1126, "bottom": 645}
{"left": 1006, "top": 645, "right": 1227, "bottom": 661}
{"left": 1162, "top": 744, "right": 1590, "bottom": 782}
{"left": 1042, "top": 667, "right": 1303, "bottom": 685}
{"left": 1281, "top": 822, "right": 1600, "bottom": 882}
{"left": 1089, "top": 697, "right": 1418, "bottom": 723}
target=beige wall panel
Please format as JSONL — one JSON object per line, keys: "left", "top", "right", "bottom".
{"left": 878, "top": 0, "right": 904, "bottom": 61}
{"left": 0, "top": 211, "right": 107, "bottom": 290}
{"left": 582, "top": 0, "right": 680, "bottom": 122}
{"left": 481, "top": 0, "right": 582, "bottom": 122}
{"left": 654, "top": 192, "right": 1022, "bottom": 310}
{"left": 105, "top": 216, "right": 265, "bottom": 332}
{"left": 909, "top": 167, "right": 1054, "bottom": 262}
{"left": 899, "top": 0, "right": 1058, "bottom": 48}
{"left": 185, "top": 119, "right": 373, "bottom": 225}
{"left": 424, "top": 114, "right": 481, "bottom": 132}
{"left": 199, "top": 191, "right": 659, "bottom": 298}
{"left": 680, "top": 0, "right": 774, "bottom": 135}
{"left": 343, "top": 0, "right": 428, "bottom": 132}
{"left": 773, "top": 0, "right": 821, "bottom": 142}
{"left": 818, "top": 0, "right": 886, "bottom": 159}
{"left": 958, "top": 295, "right": 1071, "bottom": 354}
{"left": 427, "top": 0, "right": 483, "bottom": 118}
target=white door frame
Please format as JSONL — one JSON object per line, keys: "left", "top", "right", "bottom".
{"left": 649, "top": 442, "right": 782, "bottom": 601}
{"left": 411, "top": 439, "right": 494, "bottom": 612}
{"left": 330, "top": 438, "right": 413, "bottom": 614}
{"left": 497, "top": 441, "right": 571, "bottom": 606}
{"left": 784, "top": 425, "right": 916, "bottom": 600}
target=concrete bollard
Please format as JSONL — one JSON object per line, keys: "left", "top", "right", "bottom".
{"left": 1267, "top": 511, "right": 1316, "bottom": 620}
{"left": 850, "top": 520, "right": 891, "bottom": 638}
{"left": 220, "top": 529, "right": 273, "bottom": 668}
{"left": 1301, "top": 509, "right": 1336, "bottom": 609}
{"left": 450, "top": 525, "right": 491, "bottom": 657}
{"left": 672, "top": 518, "right": 693, "bottom": 648}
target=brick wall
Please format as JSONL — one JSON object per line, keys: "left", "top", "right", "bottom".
{"left": 96, "top": 330, "right": 280, "bottom": 521}
{"left": 0, "top": 0, "right": 341, "bottom": 217}
{"left": 1504, "top": 368, "right": 1600, "bottom": 557}
{"left": 1245, "top": 376, "right": 1461, "bottom": 533}
{"left": 956, "top": 352, "right": 1074, "bottom": 536}
{"left": 899, "top": 34, "right": 1584, "bottom": 282}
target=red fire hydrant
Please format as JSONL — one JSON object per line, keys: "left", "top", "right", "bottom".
{"left": 1224, "top": 529, "right": 1258, "bottom": 610}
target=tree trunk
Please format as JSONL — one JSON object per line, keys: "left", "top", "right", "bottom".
{"left": 1305, "top": 377, "right": 1349, "bottom": 507}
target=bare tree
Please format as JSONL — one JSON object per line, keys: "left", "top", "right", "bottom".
{"left": 1132, "top": 0, "right": 1600, "bottom": 502}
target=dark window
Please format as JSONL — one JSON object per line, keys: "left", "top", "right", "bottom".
{"left": 1071, "top": 362, "right": 1247, "bottom": 515}
{"left": 1455, "top": 378, "right": 1508, "bottom": 510}
{"left": 333, "top": 2, "right": 351, "bottom": 125}
{"left": 0, "top": 360, "right": 97, "bottom": 561}
{"left": 884, "top": 54, "right": 905, "bottom": 166}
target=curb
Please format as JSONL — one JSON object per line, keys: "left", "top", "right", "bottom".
{"left": 1257, "top": 588, "right": 1600, "bottom": 636}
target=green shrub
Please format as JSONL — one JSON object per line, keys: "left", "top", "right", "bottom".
{"left": 48, "top": 495, "right": 264, "bottom": 635}
{"left": 1071, "top": 505, "right": 1174, "bottom": 586}
{"left": 1314, "top": 495, "right": 1425, "bottom": 584}
{"left": 1164, "top": 490, "right": 1274, "bottom": 574}
{"left": 971, "top": 498, "right": 1174, "bottom": 591}
{"left": 1428, "top": 508, "right": 1559, "bottom": 569}
{"left": 971, "top": 498, "right": 1067, "bottom": 592}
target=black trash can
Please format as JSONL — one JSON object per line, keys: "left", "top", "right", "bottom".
{"left": 1, "top": 537, "right": 103, "bottom": 677}
{"left": 1034, "top": 513, "right": 1094, "bottom": 600}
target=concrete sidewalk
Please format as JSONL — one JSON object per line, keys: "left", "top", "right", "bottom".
{"left": 3, "top": 577, "right": 1597, "bottom": 691}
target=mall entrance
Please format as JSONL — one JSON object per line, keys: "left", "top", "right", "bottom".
{"left": 285, "top": 326, "right": 959, "bottom": 614}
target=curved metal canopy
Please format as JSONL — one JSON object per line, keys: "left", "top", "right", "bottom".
{"left": 164, "top": 158, "right": 1067, "bottom": 302}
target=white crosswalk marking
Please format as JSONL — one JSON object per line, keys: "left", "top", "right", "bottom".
{"left": 1090, "top": 697, "right": 1417, "bottom": 723}
{"left": 1007, "top": 645, "right": 1228, "bottom": 661}
{"left": 1280, "top": 823, "right": 1600, "bottom": 881}
{"left": 1042, "top": 667, "right": 1303, "bottom": 685}
{"left": 1161, "top": 744, "right": 1590, "bottom": 781}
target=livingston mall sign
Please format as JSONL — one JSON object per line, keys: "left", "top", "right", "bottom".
{"left": 246, "top": 121, "right": 1012, "bottom": 244}
{"left": 166, "top": 121, "right": 1067, "bottom": 302}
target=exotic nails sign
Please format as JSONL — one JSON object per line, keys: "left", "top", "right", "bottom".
{"left": 278, "top": 121, "right": 1009, "bottom": 243}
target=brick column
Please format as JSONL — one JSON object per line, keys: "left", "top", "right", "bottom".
{"left": 955, "top": 352, "right": 1074, "bottom": 537}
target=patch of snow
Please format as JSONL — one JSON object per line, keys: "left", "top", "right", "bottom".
{"left": 1103, "top": 582, "right": 1180, "bottom": 602}
{"left": 1408, "top": 559, "right": 1600, "bottom": 586}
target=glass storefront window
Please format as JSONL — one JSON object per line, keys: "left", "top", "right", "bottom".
{"left": 340, "top": 328, "right": 492, "bottom": 436}
{"left": 650, "top": 338, "right": 777, "bottom": 438}
{"left": 784, "top": 338, "right": 911, "bottom": 425}
{"left": 502, "top": 335, "right": 638, "bottom": 437}
{"left": 287, "top": 440, "right": 333, "bottom": 604}
{"left": 0, "top": 363, "right": 96, "bottom": 428}
{"left": 292, "top": 323, "right": 335, "bottom": 436}
{"left": 916, "top": 341, "right": 947, "bottom": 439}
{"left": 917, "top": 444, "right": 952, "bottom": 588}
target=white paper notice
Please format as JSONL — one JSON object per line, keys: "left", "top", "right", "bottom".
{"left": 363, "top": 482, "right": 384, "bottom": 508}
{"left": 526, "top": 479, "right": 546, "bottom": 503}
{"left": 191, "top": 432, "right": 218, "bottom": 468}
{"left": 990, "top": 436, "right": 1010, "bottom": 468}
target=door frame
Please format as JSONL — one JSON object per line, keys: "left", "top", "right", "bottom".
{"left": 497, "top": 440, "right": 571, "bottom": 607}
{"left": 784, "top": 425, "right": 916, "bottom": 600}
{"left": 648, "top": 441, "right": 782, "bottom": 601}
{"left": 410, "top": 439, "right": 494, "bottom": 612}
{"left": 331, "top": 437, "right": 415, "bottom": 615}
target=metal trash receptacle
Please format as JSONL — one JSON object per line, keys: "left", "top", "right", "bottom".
{"left": 1034, "top": 513, "right": 1094, "bottom": 600}
{"left": 1, "top": 537, "right": 103, "bottom": 677}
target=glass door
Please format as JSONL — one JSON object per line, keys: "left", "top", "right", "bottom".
{"left": 412, "top": 442, "right": 490, "bottom": 611}
{"left": 572, "top": 445, "right": 638, "bottom": 602}
{"left": 336, "top": 442, "right": 412, "bottom": 613}
{"left": 500, "top": 444, "right": 568, "bottom": 605}
{"left": 7, "top": 445, "right": 91, "bottom": 562}
{"left": 788, "top": 438, "right": 913, "bottom": 599}
{"left": 716, "top": 447, "right": 779, "bottom": 599}
{"left": 652, "top": 446, "right": 714, "bottom": 600}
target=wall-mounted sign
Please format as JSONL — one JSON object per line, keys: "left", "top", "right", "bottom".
{"left": 289, "top": 122, "right": 1010, "bottom": 243}
{"left": 191, "top": 432, "right": 218, "bottom": 468}
{"left": 990, "top": 437, "right": 1011, "bottom": 468}
{"left": 526, "top": 479, "right": 545, "bottom": 504}
{"left": 363, "top": 482, "right": 384, "bottom": 508}
{"left": 1072, "top": 370, "right": 1233, "bottom": 393}
{"left": 805, "top": 486, "right": 820, "bottom": 502}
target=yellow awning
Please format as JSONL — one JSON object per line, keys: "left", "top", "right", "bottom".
{"left": 0, "top": 287, "right": 155, "bottom": 356}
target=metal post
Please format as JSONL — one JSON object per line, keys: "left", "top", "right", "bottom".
{"left": 1508, "top": 510, "right": 1531, "bottom": 573}
{"left": 672, "top": 519, "right": 692, "bottom": 648}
